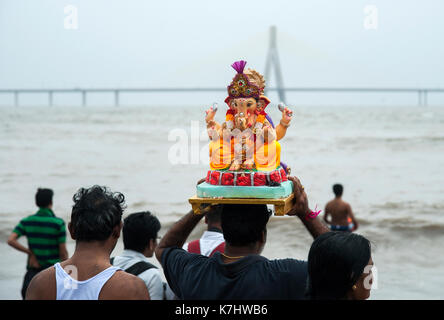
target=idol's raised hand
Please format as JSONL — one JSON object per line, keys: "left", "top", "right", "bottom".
{"left": 205, "top": 104, "right": 218, "bottom": 124}
{"left": 278, "top": 103, "right": 293, "bottom": 126}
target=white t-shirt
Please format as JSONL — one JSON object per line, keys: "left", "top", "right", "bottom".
{"left": 112, "top": 249, "right": 167, "bottom": 300}
{"left": 183, "top": 230, "right": 225, "bottom": 257}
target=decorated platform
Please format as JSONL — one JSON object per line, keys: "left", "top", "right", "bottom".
{"left": 189, "top": 193, "right": 294, "bottom": 216}
{"left": 197, "top": 180, "right": 293, "bottom": 199}
{"left": 197, "top": 166, "right": 292, "bottom": 199}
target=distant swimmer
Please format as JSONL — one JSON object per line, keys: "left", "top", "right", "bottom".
{"left": 323, "top": 184, "right": 358, "bottom": 232}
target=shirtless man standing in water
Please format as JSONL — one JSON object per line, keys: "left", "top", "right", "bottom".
{"left": 323, "top": 184, "right": 358, "bottom": 232}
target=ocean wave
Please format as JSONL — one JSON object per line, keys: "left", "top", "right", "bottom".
{"left": 373, "top": 201, "right": 444, "bottom": 211}
{"left": 374, "top": 216, "right": 444, "bottom": 236}
{"left": 129, "top": 201, "right": 151, "bottom": 208}
{"left": 339, "top": 136, "right": 444, "bottom": 145}
{"left": 369, "top": 201, "right": 444, "bottom": 230}
{"left": 373, "top": 201, "right": 417, "bottom": 210}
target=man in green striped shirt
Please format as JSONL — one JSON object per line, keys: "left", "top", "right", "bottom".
{"left": 7, "top": 188, "right": 68, "bottom": 299}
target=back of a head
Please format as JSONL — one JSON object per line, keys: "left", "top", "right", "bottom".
{"left": 307, "top": 232, "right": 371, "bottom": 300}
{"left": 206, "top": 205, "right": 222, "bottom": 225}
{"left": 70, "top": 185, "right": 125, "bottom": 242}
{"left": 35, "top": 188, "right": 54, "bottom": 208}
{"left": 123, "top": 211, "right": 161, "bottom": 253}
{"left": 221, "top": 204, "right": 271, "bottom": 247}
{"left": 333, "top": 184, "right": 343, "bottom": 197}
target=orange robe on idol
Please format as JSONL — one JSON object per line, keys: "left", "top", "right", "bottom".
{"left": 209, "top": 135, "right": 281, "bottom": 172}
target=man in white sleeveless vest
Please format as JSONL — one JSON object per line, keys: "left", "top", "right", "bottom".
{"left": 25, "top": 185, "right": 149, "bottom": 300}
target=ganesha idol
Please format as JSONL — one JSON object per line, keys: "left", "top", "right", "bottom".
{"left": 196, "top": 60, "right": 294, "bottom": 199}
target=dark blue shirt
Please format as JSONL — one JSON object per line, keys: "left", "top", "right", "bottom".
{"left": 161, "top": 247, "right": 308, "bottom": 300}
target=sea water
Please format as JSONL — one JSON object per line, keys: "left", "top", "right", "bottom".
{"left": 0, "top": 104, "right": 443, "bottom": 299}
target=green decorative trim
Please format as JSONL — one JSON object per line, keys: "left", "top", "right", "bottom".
{"left": 197, "top": 180, "right": 293, "bottom": 199}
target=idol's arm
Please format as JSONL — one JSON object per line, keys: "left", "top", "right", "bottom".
{"left": 206, "top": 120, "right": 222, "bottom": 140}
{"left": 276, "top": 123, "right": 288, "bottom": 141}
{"left": 205, "top": 105, "right": 222, "bottom": 139}
{"left": 276, "top": 107, "right": 293, "bottom": 141}
{"left": 262, "top": 120, "right": 277, "bottom": 144}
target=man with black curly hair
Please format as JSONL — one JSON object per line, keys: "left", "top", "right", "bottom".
{"left": 26, "top": 185, "right": 149, "bottom": 300}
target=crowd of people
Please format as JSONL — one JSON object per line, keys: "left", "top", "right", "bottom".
{"left": 7, "top": 177, "right": 373, "bottom": 300}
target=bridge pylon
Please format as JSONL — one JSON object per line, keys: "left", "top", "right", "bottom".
{"left": 264, "top": 26, "right": 286, "bottom": 104}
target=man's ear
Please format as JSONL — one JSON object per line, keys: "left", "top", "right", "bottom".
{"left": 112, "top": 221, "right": 123, "bottom": 239}
{"left": 68, "top": 222, "right": 76, "bottom": 240}
{"left": 261, "top": 228, "right": 267, "bottom": 244}
{"left": 149, "top": 238, "right": 156, "bottom": 251}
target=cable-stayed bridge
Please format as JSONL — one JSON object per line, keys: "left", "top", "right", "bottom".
{"left": 1, "top": 27, "right": 441, "bottom": 107}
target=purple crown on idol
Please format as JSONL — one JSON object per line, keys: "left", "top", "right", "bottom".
{"left": 227, "top": 60, "right": 260, "bottom": 99}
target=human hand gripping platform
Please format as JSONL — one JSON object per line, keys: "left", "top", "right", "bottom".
{"left": 286, "top": 176, "right": 323, "bottom": 221}
{"left": 286, "top": 176, "right": 310, "bottom": 218}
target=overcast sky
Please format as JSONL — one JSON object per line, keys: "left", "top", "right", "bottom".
{"left": 1, "top": 0, "right": 443, "bottom": 105}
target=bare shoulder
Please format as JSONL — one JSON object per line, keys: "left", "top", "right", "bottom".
{"left": 343, "top": 201, "right": 353, "bottom": 210}
{"left": 325, "top": 200, "right": 333, "bottom": 210}
{"left": 100, "top": 270, "right": 150, "bottom": 300}
{"left": 26, "top": 266, "right": 56, "bottom": 300}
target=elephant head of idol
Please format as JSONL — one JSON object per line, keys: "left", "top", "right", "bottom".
{"left": 224, "top": 61, "right": 270, "bottom": 132}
